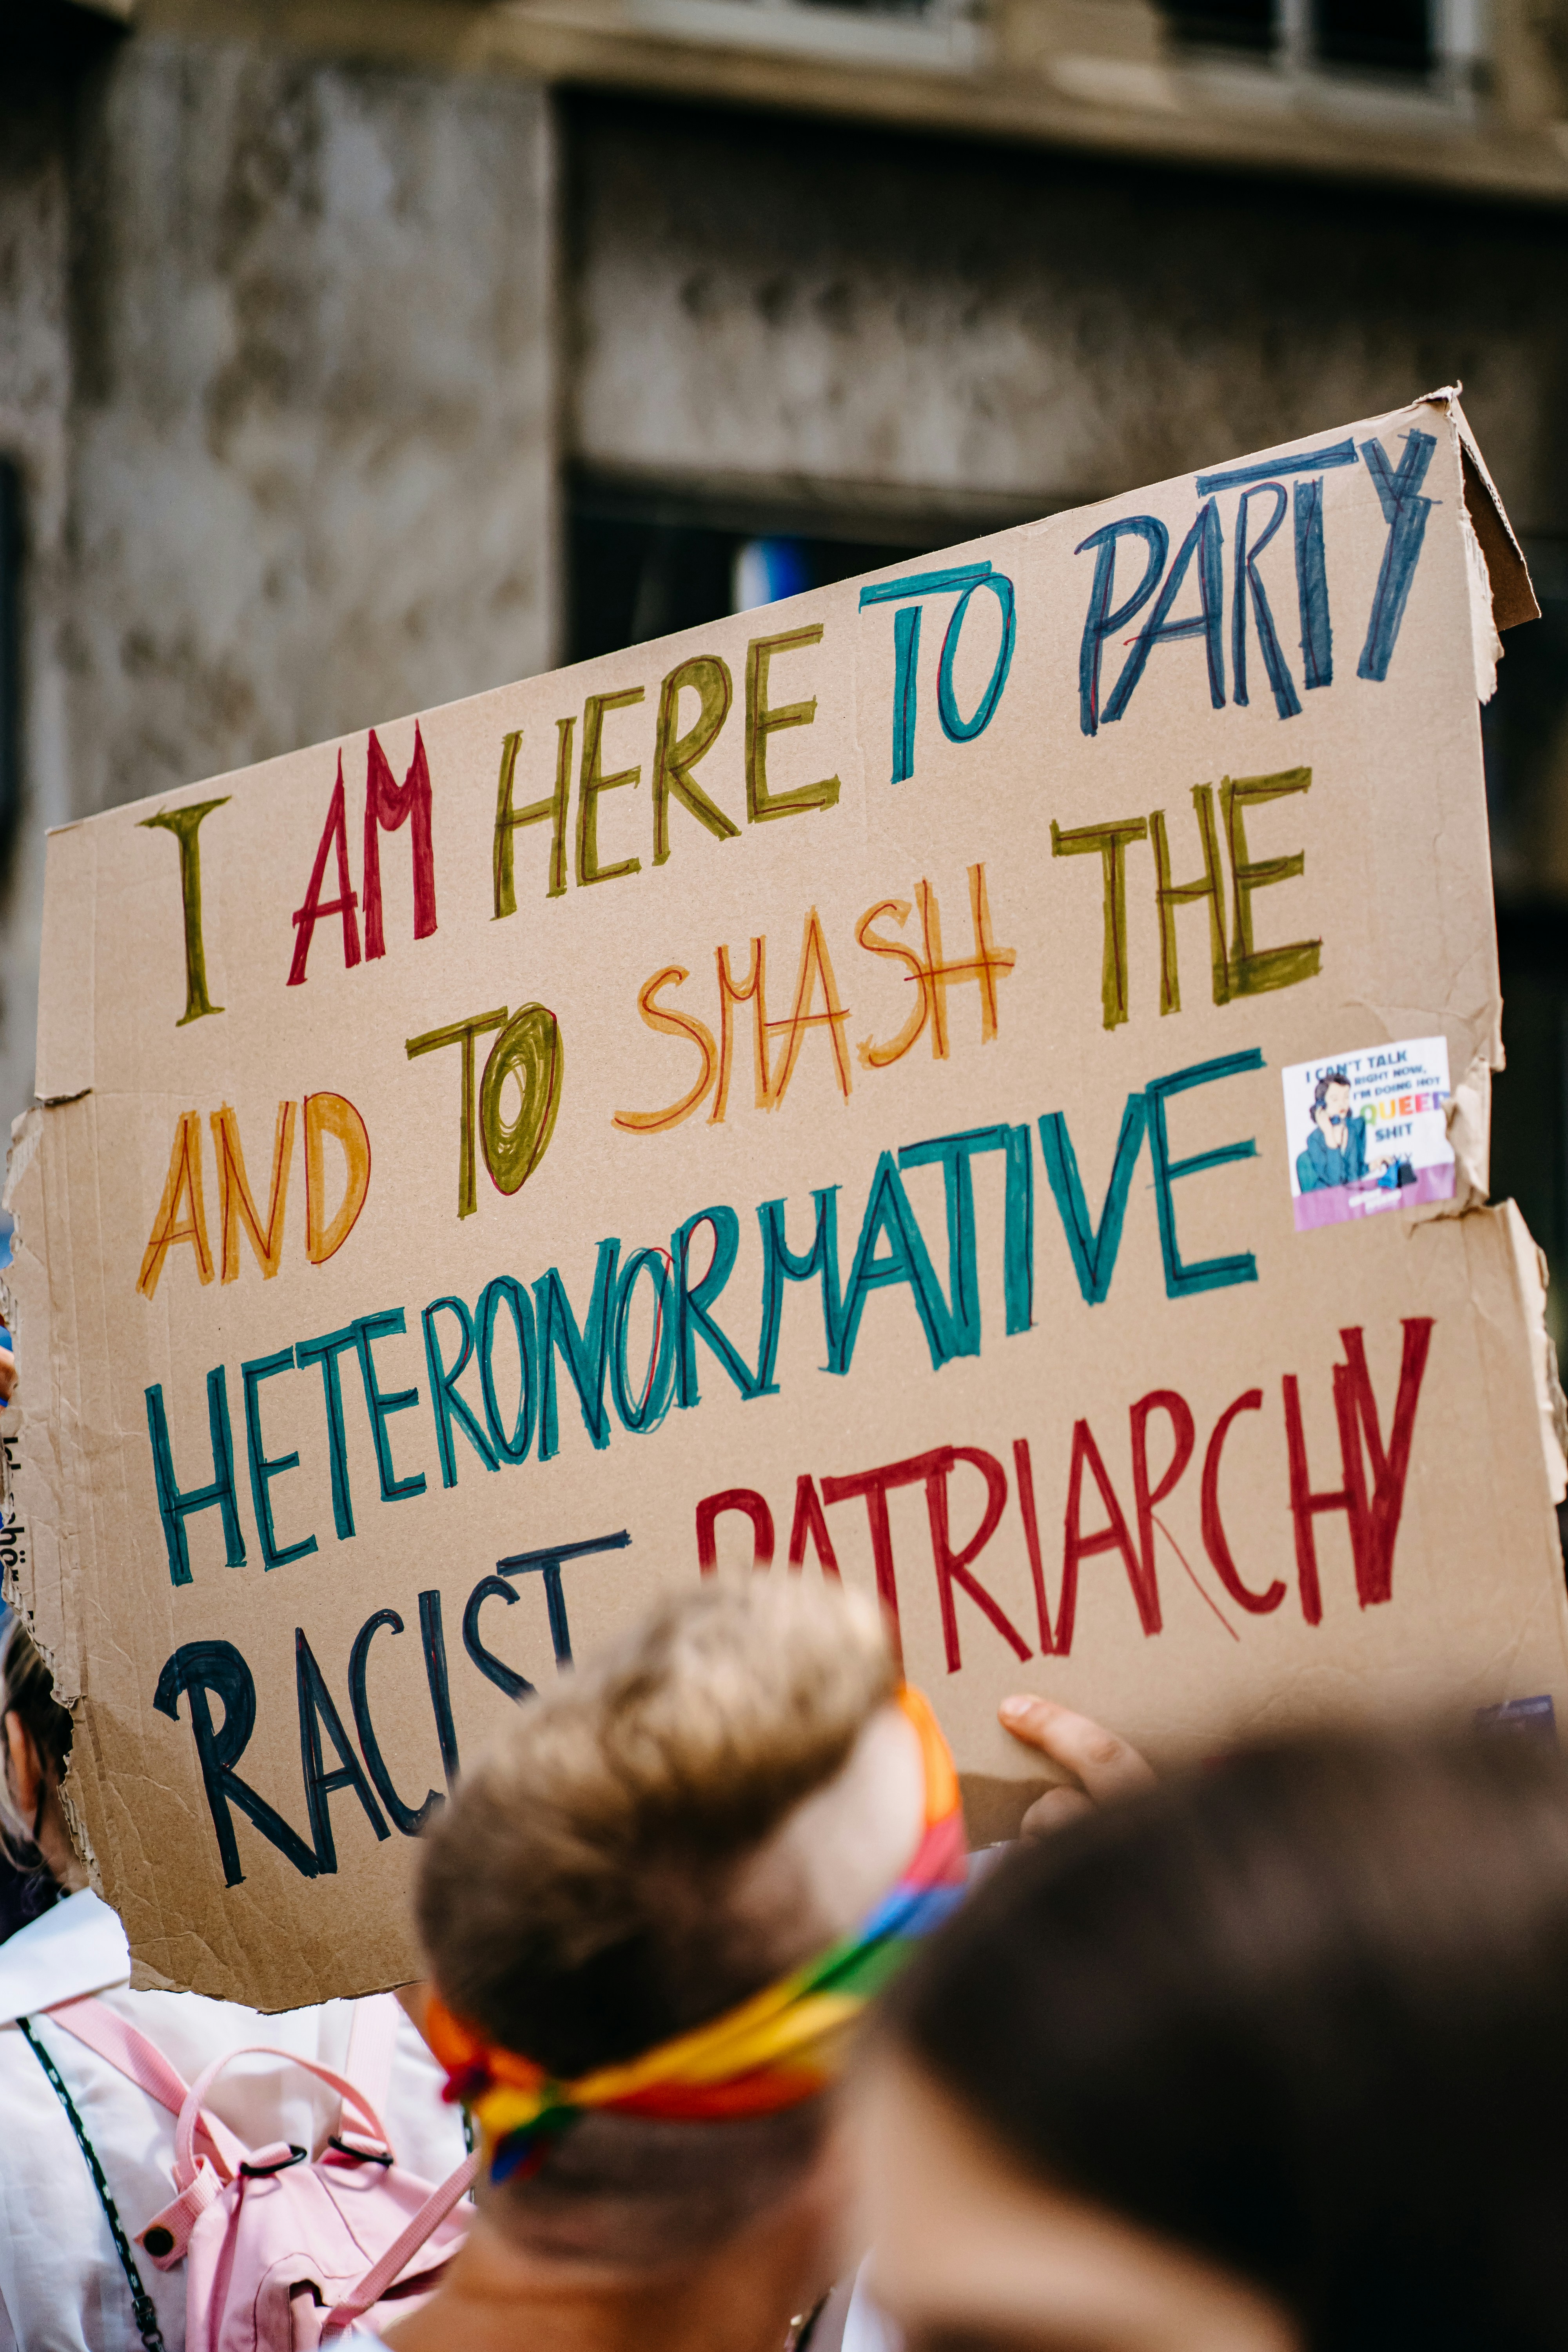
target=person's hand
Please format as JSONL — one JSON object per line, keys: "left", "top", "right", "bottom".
{"left": 997, "top": 1693, "right": 1155, "bottom": 1837}
{"left": 0, "top": 1345, "right": 16, "bottom": 1405}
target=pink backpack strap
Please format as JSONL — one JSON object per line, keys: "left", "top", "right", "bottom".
{"left": 174, "top": 2045, "right": 391, "bottom": 2190}
{"left": 44, "top": 1995, "right": 243, "bottom": 2178}
{"left": 342, "top": 1994, "right": 401, "bottom": 2135}
{"left": 134, "top": 2159, "right": 229, "bottom": 2270}
{"left": 321, "top": 2152, "right": 477, "bottom": 2336}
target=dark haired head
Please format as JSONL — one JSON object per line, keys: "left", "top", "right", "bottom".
{"left": 1, "top": 1617, "right": 72, "bottom": 1860}
{"left": 1312, "top": 1070, "right": 1350, "bottom": 1114}
{"left": 889, "top": 1729, "right": 1568, "bottom": 2352}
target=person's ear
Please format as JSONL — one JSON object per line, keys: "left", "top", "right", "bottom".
{"left": 3, "top": 1709, "right": 42, "bottom": 1823}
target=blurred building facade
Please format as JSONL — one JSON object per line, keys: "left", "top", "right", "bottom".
{"left": 2, "top": 0, "right": 1568, "bottom": 1317}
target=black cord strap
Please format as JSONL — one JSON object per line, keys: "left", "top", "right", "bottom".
{"left": 19, "top": 2015, "right": 170, "bottom": 2352}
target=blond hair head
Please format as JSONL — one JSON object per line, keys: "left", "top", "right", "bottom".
{"left": 415, "top": 1575, "right": 899, "bottom": 2263}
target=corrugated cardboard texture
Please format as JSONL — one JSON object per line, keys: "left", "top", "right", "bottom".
{"left": 10, "top": 389, "right": 1567, "bottom": 2008}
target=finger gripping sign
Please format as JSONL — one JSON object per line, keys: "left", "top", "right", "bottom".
{"left": 8, "top": 392, "right": 1567, "bottom": 2008}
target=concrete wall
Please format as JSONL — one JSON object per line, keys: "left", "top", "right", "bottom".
{"left": 67, "top": 38, "right": 558, "bottom": 824}
{"left": 0, "top": 76, "right": 75, "bottom": 1141}
{"left": 0, "top": 33, "right": 557, "bottom": 1131}
{"left": 566, "top": 94, "right": 1568, "bottom": 535}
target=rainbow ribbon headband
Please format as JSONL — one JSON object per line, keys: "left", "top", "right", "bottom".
{"left": 427, "top": 1684, "right": 966, "bottom": 2183}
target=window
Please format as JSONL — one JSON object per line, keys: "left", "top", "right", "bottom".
{"left": 1161, "top": 0, "right": 1273, "bottom": 56}
{"left": 567, "top": 477, "right": 960, "bottom": 665}
{"left": 568, "top": 454, "right": 1049, "bottom": 666}
{"left": 1161, "top": 0, "right": 1444, "bottom": 81}
{"left": 793, "top": 0, "right": 934, "bottom": 13}
{"left": 4, "top": 1, "right": 129, "bottom": 73}
{"left": 627, "top": 0, "right": 984, "bottom": 74}
{"left": 1314, "top": 0, "right": 1430, "bottom": 74}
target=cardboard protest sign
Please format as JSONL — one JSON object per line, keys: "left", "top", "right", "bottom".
{"left": 8, "top": 388, "right": 1567, "bottom": 2009}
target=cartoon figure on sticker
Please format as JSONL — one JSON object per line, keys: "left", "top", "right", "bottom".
{"left": 1297, "top": 1069, "right": 1389, "bottom": 1193}
{"left": 1283, "top": 1038, "right": 1455, "bottom": 1234}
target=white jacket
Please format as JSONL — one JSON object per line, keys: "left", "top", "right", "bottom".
{"left": 0, "top": 1890, "right": 465, "bottom": 2352}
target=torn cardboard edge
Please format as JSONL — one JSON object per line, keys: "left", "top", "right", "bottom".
{"left": 1461, "top": 447, "right": 1538, "bottom": 635}
{"left": 0, "top": 1405, "right": 20, "bottom": 1608}
{"left": 33, "top": 823, "right": 96, "bottom": 1105}
{"left": 1405, "top": 402, "right": 1563, "bottom": 1514}
{"left": 1428, "top": 1053, "right": 1491, "bottom": 1215}
{"left": 1421, "top": 1073, "right": 1566, "bottom": 1517}
{"left": 1502, "top": 1199, "right": 1568, "bottom": 1508}
{"left": 1413, "top": 386, "right": 1537, "bottom": 706}
{"left": 1417, "top": 383, "right": 1538, "bottom": 624}
{"left": 0, "top": 1412, "right": 103, "bottom": 1896}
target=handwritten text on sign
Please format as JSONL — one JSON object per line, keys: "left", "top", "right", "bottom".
{"left": 24, "top": 398, "right": 1548, "bottom": 2011}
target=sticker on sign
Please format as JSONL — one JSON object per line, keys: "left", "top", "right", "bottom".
{"left": 1282, "top": 1037, "right": 1456, "bottom": 1232}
